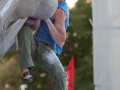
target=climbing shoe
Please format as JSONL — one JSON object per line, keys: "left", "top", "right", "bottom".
{"left": 22, "top": 72, "right": 33, "bottom": 82}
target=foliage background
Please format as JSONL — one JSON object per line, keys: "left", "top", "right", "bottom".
{"left": 0, "top": 0, "right": 93, "bottom": 90}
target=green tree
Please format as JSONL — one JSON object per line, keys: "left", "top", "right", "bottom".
{"left": 60, "top": 0, "right": 93, "bottom": 90}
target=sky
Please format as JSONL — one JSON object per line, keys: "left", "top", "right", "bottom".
{"left": 66, "top": 0, "right": 78, "bottom": 8}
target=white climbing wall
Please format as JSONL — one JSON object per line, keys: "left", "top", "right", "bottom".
{"left": 92, "top": 0, "right": 120, "bottom": 90}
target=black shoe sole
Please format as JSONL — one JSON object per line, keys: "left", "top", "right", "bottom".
{"left": 22, "top": 77, "right": 33, "bottom": 82}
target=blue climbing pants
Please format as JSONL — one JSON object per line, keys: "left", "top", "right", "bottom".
{"left": 17, "top": 26, "right": 67, "bottom": 90}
